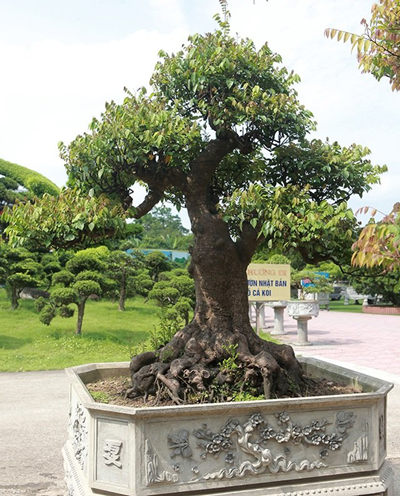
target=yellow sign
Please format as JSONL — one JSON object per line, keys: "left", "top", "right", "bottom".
{"left": 247, "top": 263, "right": 291, "bottom": 302}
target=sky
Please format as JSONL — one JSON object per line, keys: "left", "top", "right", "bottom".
{"left": 1, "top": 0, "right": 399, "bottom": 228}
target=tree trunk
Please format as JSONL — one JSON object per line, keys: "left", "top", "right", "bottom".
{"left": 128, "top": 196, "right": 305, "bottom": 404}
{"left": 119, "top": 272, "right": 126, "bottom": 312}
{"left": 10, "top": 288, "right": 19, "bottom": 310}
{"left": 75, "top": 300, "right": 86, "bottom": 335}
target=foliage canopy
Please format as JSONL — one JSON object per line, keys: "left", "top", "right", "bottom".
{"left": 42, "top": 15, "right": 384, "bottom": 263}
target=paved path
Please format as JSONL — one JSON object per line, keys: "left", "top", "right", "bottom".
{"left": 0, "top": 309, "right": 399, "bottom": 494}
{"left": 0, "top": 371, "right": 69, "bottom": 495}
{"left": 271, "top": 308, "right": 400, "bottom": 376}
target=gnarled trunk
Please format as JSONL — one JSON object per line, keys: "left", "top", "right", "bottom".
{"left": 129, "top": 196, "right": 304, "bottom": 404}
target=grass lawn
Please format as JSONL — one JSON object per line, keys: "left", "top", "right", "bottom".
{"left": 328, "top": 300, "right": 365, "bottom": 313}
{"left": 1, "top": 288, "right": 387, "bottom": 373}
{"left": 0, "top": 289, "right": 158, "bottom": 372}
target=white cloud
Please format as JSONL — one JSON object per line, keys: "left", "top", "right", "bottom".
{"left": 0, "top": 28, "right": 187, "bottom": 186}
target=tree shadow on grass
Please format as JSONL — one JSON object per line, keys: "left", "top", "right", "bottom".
{"left": 123, "top": 306, "right": 158, "bottom": 316}
{"left": 87, "top": 329, "right": 149, "bottom": 345}
{"left": 48, "top": 329, "right": 148, "bottom": 345}
{"left": 0, "top": 335, "right": 31, "bottom": 350}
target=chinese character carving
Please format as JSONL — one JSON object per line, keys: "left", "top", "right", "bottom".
{"left": 103, "top": 440, "right": 123, "bottom": 468}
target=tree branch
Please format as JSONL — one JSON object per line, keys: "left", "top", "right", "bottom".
{"left": 133, "top": 189, "right": 165, "bottom": 219}
{"left": 236, "top": 222, "right": 263, "bottom": 264}
{"left": 188, "top": 137, "right": 237, "bottom": 194}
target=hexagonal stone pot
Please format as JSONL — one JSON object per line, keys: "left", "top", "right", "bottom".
{"left": 63, "top": 358, "right": 394, "bottom": 496}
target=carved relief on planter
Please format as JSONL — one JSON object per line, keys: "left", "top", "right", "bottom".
{"left": 348, "top": 419, "right": 369, "bottom": 464}
{"left": 146, "top": 439, "right": 179, "bottom": 485}
{"left": 378, "top": 404, "right": 387, "bottom": 459}
{"left": 63, "top": 442, "right": 86, "bottom": 496}
{"left": 143, "top": 408, "right": 366, "bottom": 489}
{"left": 287, "top": 300, "right": 319, "bottom": 318}
{"left": 68, "top": 401, "right": 88, "bottom": 472}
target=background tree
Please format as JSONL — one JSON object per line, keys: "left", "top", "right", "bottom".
{"left": 138, "top": 205, "right": 192, "bottom": 250}
{"left": 144, "top": 251, "right": 173, "bottom": 282}
{"left": 0, "top": 158, "right": 59, "bottom": 234}
{"left": 0, "top": 246, "right": 44, "bottom": 309}
{"left": 326, "top": 1, "right": 400, "bottom": 273}
{"left": 352, "top": 204, "right": 400, "bottom": 274}
{"left": 149, "top": 268, "right": 195, "bottom": 325}
{"left": 4, "top": 13, "right": 385, "bottom": 401}
{"left": 350, "top": 266, "right": 400, "bottom": 304}
{"left": 115, "top": 222, "right": 144, "bottom": 249}
{"left": 107, "top": 249, "right": 149, "bottom": 311}
{"left": 326, "top": 0, "right": 400, "bottom": 91}
{"left": 37, "top": 248, "right": 116, "bottom": 334}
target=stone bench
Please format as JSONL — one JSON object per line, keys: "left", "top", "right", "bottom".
{"left": 343, "top": 286, "right": 372, "bottom": 305}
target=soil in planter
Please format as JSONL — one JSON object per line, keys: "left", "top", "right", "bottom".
{"left": 86, "top": 374, "right": 361, "bottom": 408}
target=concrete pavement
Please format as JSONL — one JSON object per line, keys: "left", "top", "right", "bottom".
{"left": 0, "top": 308, "right": 399, "bottom": 495}
{"left": 0, "top": 370, "right": 69, "bottom": 495}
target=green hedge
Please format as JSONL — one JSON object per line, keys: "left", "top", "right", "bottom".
{"left": 0, "top": 158, "right": 59, "bottom": 197}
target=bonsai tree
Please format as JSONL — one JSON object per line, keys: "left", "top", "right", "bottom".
{"left": 0, "top": 157, "right": 59, "bottom": 202}
{"left": 37, "top": 248, "right": 116, "bottom": 334}
{"left": 144, "top": 251, "right": 172, "bottom": 281}
{"left": 4, "top": 13, "right": 385, "bottom": 401}
{"left": 291, "top": 268, "right": 333, "bottom": 300}
{"left": 38, "top": 252, "right": 63, "bottom": 290}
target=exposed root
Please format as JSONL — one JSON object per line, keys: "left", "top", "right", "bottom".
{"left": 128, "top": 322, "right": 305, "bottom": 404}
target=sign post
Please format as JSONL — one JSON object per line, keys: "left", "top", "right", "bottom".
{"left": 247, "top": 264, "right": 291, "bottom": 334}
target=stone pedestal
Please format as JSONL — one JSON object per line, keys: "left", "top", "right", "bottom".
{"left": 294, "top": 315, "right": 312, "bottom": 345}
{"left": 266, "top": 301, "right": 287, "bottom": 335}
{"left": 287, "top": 300, "right": 319, "bottom": 345}
{"left": 249, "top": 303, "right": 269, "bottom": 334}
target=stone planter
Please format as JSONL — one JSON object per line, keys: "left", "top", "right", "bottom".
{"left": 304, "top": 292, "right": 330, "bottom": 310}
{"left": 63, "top": 358, "right": 394, "bottom": 496}
{"left": 287, "top": 300, "right": 320, "bottom": 345}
